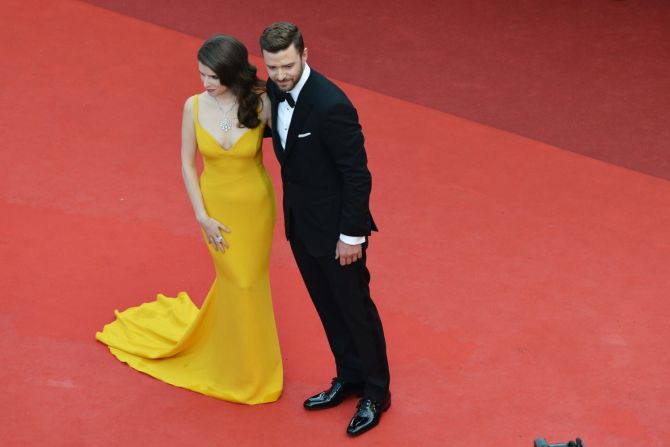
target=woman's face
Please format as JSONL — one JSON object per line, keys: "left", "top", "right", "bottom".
{"left": 199, "top": 62, "right": 228, "bottom": 97}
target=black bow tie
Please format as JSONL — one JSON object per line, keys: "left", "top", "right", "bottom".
{"left": 278, "top": 91, "right": 295, "bottom": 108}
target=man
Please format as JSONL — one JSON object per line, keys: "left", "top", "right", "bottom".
{"left": 260, "top": 22, "right": 391, "bottom": 436}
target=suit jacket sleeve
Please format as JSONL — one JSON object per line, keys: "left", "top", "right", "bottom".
{"left": 322, "top": 101, "right": 373, "bottom": 236}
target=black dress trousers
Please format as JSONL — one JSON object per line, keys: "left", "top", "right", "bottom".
{"left": 289, "top": 236, "right": 390, "bottom": 401}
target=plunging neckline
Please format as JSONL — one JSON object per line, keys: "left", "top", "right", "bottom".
{"left": 200, "top": 125, "right": 254, "bottom": 152}
{"left": 196, "top": 94, "right": 257, "bottom": 151}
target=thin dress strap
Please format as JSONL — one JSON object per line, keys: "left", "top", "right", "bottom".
{"left": 193, "top": 95, "right": 200, "bottom": 127}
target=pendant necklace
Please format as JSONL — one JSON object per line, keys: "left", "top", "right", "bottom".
{"left": 214, "top": 98, "right": 237, "bottom": 132}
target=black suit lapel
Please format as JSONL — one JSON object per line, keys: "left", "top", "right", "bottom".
{"left": 283, "top": 70, "right": 316, "bottom": 159}
{"left": 283, "top": 102, "right": 313, "bottom": 159}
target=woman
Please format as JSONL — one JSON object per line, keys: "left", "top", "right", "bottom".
{"left": 96, "top": 35, "right": 282, "bottom": 404}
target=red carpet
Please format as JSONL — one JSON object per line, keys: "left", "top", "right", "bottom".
{"left": 83, "top": 0, "right": 670, "bottom": 180}
{"left": 1, "top": 0, "right": 669, "bottom": 446}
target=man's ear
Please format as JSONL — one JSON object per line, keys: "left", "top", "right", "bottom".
{"left": 303, "top": 47, "right": 308, "bottom": 62}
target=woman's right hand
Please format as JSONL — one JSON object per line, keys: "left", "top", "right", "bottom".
{"left": 198, "top": 216, "right": 231, "bottom": 252}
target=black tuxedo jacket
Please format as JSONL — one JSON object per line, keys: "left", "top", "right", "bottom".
{"left": 266, "top": 69, "right": 377, "bottom": 257}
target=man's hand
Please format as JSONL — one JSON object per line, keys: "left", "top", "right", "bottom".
{"left": 335, "top": 240, "right": 362, "bottom": 266}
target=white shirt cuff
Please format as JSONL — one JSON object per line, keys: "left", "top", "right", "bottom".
{"left": 339, "top": 234, "right": 366, "bottom": 245}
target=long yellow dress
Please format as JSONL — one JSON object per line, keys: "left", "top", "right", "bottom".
{"left": 96, "top": 95, "right": 282, "bottom": 404}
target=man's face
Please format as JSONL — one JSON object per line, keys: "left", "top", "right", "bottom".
{"left": 262, "top": 44, "right": 308, "bottom": 92}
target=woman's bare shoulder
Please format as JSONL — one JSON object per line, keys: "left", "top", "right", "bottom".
{"left": 184, "top": 94, "right": 199, "bottom": 110}
{"left": 259, "top": 91, "right": 270, "bottom": 105}
{"left": 257, "top": 91, "right": 271, "bottom": 124}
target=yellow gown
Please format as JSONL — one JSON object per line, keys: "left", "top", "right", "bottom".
{"left": 96, "top": 95, "right": 282, "bottom": 404}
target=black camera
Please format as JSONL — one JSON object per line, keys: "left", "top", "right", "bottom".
{"left": 534, "top": 438, "right": 584, "bottom": 447}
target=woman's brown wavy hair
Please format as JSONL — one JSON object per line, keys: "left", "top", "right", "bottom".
{"left": 197, "top": 35, "right": 265, "bottom": 129}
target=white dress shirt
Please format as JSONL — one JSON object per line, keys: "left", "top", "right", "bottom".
{"left": 277, "top": 64, "right": 365, "bottom": 246}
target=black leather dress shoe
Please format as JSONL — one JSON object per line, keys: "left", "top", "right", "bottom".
{"left": 303, "top": 378, "right": 364, "bottom": 410}
{"left": 346, "top": 392, "right": 391, "bottom": 436}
